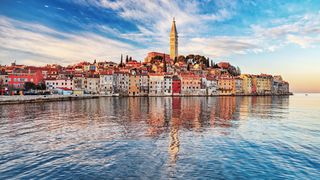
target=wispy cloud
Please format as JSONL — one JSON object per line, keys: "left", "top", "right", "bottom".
{"left": 0, "top": 16, "right": 144, "bottom": 65}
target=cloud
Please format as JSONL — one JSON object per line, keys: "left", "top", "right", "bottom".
{"left": 0, "top": 16, "right": 144, "bottom": 65}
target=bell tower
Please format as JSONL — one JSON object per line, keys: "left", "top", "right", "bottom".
{"left": 170, "top": 17, "right": 178, "bottom": 60}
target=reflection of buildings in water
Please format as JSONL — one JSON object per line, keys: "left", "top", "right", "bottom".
{"left": 212, "top": 96, "right": 237, "bottom": 128}
{"left": 146, "top": 97, "right": 166, "bottom": 137}
{"left": 168, "top": 124, "right": 180, "bottom": 165}
{"left": 180, "top": 98, "right": 201, "bottom": 130}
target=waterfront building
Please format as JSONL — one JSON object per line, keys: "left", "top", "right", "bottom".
{"left": 240, "top": 74, "right": 252, "bottom": 95}
{"left": 139, "top": 73, "right": 149, "bottom": 96}
{"left": 8, "top": 68, "right": 44, "bottom": 89}
{"left": 100, "top": 70, "right": 114, "bottom": 95}
{"left": 45, "top": 78, "right": 73, "bottom": 90}
{"left": 164, "top": 74, "right": 173, "bottom": 96}
{"left": 205, "top": 76, "right": 218, "bottom": 96}
{"left": 172, "top": 75, "right": 181, "bottom": 95}
{"left": 180, "top": 73, "right": 201, "bottom": 95}
{"left": 149, "top": 73, "right": 164, "bottom": 96}
{"left": 256, "top": 74, "right": 273, "bottom": 95}
{"left": 170, "top": 18, "right": 178, "bottom": 60}
{"left": 73, "top": 74, "right": 85, "bottom": 90}
{"left": 218, "top": 76, "right": 233, "bottom": 95}
{"left": 86, "top": 75, "right": 100, "bottom": 94}
{"left": 233, "top": 77, "right": 243, "bottom": 95}
{"left": 128, "top": 70, "right": 140, "bottom": 96}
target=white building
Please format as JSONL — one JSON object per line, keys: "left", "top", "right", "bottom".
{"left": 45, "top": 78, "right": 73, "bottom": 90}
{"left": 164, "top": 74, "right": 172, "bottom": 96}
{"left": 235, "top": 77, "right": 243, "bottom": 95}
{"left": 139, "top": 73, "right": 149, "bottom": 96}
{"left": 86, "top": 75, "right": 100, "bottom": 94}
{"left": 100, "top": 71, "right": 113, "bottom": 95}
{"left": 205, "top": 76, "right": 218, "bottom": 95}
{"left": 149, "top": 73, "right": 164, "bottom": 96}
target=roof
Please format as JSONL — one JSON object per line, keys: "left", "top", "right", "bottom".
{"left": 56, "top": 87, "right": 72, "bottom": 91}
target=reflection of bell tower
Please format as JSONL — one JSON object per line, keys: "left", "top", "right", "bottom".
{"left": 170, "top": 17, "right": 178, "bottom": 60}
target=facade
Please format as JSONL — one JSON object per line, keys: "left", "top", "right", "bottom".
{"left": 128, "top": 71, "right": 140, "bottom": 96}
{"left": 86, "top": 76, "right": 100, "bottom": 94}
{"left": 100, "top": 71, "right": 113, "bottom": 95}
{"left": 149, "top": 73, "right": 164, "bottom": 96}
{"left": 181, "top": 74, "right": 201, "bottom": 95}
{"left": 164, "top": 74, "right": 172, "bottom": 95}
{"left": 170, "top": 18, "right": 178, "bottom": 60}
{"left": 8, "top": 69, "right": 44, "bottom": 89}
{"left": 256, "top": 74, "right": 273, "bottom": 95}
{"left": 240, "top": 74, "right": 252, "bottom": 95}
{"left": 233, "top": 77, "right": 243, "bottom": 95}
{"left": 139, "top": 73, "right": 149, "bottom": 96}
{"left": 45, "top": 78, "right": 73, "bottom": 90}
{"left": 172, "top": 75, "right": 181, "bottom": 95}
{"left": 218, "top": 76, "right": 233, "bottom": 95}
{"left": 205, "top": 76, "right": 218, "bottom": 95}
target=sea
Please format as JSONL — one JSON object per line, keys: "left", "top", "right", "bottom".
{"left": 0, "top": 94, "right": 319, "bottom": 179}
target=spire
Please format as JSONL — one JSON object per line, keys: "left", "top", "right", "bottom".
{"left": 171, "top": 17, "right": 178, "bottom": 35}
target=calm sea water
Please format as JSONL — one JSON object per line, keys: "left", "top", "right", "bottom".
{"left": 0, "top": 94, "right": 319, "bottom": 179}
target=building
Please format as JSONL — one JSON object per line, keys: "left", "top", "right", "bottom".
{"left": 218, "top": 76, "right": 233, "bottom": 95}
{"left": 100, "top": 70, "right": 113, "bottom": 95}
{"left": 128, "top": 70, "right": 140, "bottom": 96}
{"left": 8, "top": 68, "right": 44, "bottom": 89}
{"left": 256, "top": 74, "right": 273, "bottom": 95}
{"left": 145, "top": 52, "right": 170, "bottom": 63}
{"left": 172, "top": 75, "right": 181, "bottom": 96}
{"left": 170, "top": 18, "right": 178, "bottom": 60}
{"left": 180, "top": 73, "right": 201, "bottom": 95}
{"left": 54, "top": 87, "right": 73, "bottom": 95}
{"left": 45, "top": 78, "right": 73, "bottom": 91}
{"left": 205, "top": 75, "right": 218, "bottom": 96}
{"left": 139, "top": 73, "right": 149, "bottom": 96}
{"left": 86, "top": 75, "right": 100, "bottom": 94}
{"left": 164, "top": 74, "right": 172, "bottom": 95}
{"left": 149, "top": 73, "right": 164, "bottom": 96}
{"left": 233, "top": 77, "right": 243, "bottom": 95}
{"left": 240, "top": 74, "right": 252, "bottom": 95}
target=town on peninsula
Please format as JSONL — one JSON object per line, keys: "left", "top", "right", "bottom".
{"left": 0, "top": 18, "right": 290, "bottom": 99}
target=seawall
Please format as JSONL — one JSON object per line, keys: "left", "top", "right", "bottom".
{"left": 0, "top": 93, "right": 293, "bottom": 105}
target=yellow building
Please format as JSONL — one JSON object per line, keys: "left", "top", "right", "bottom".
{"left": 240, "top": 74, "right": 252, "bottom": 95}
{"left": 170, "top": 18, "right": 178, "bottom": 60}
{"left": 256, "top": 74, "right": 273, "bottom": 95}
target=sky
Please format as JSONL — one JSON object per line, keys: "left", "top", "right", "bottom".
{"left": 0, "top": 0, "right": 319, "bottom": 93}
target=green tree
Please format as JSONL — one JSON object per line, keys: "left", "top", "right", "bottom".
{"left": 36, "top": 82, "right": 46, "bottom": 90}
{"left": 24, "top": 82, "right": 36, "bottom": 91}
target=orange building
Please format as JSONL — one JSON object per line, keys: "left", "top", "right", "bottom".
{"left": 218, "top": 76, "right": 234, "bottom": 95}
{"left": 128, "top": 71, "right": 140, "bottom": 96}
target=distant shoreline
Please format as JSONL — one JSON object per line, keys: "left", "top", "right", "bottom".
{"left": 0, "top": 93, "right": 293, "bottom": 105}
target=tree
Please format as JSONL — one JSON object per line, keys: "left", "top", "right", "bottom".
{"left": 24, "top": 82, "right": 36, "bottom": 91}
{"left": 119, "top": 54, "right": 124, "bottom": 67}
{"left": 174, "top": 57, "right": 178, "bottom": 64}
{"left": 154, "top": 55, "right": 163, "bottom": 61}
{"left": 163, "top": 54, "right": 167, "bottom": 72}
{"left": 129, "top": 56, "right": 132, "bottom": 62}
{"left": 36, "top": 82, "right": 46, "bottom": 90}
{"left": 125, "top": 55, "right": 129, "bottom": 63}
{"left": 177, "top": 55, "right": 185, "bottom": 63}
{"left": 206, "top": 58, "right": 210, "bottom": 68}
{"left": 236, "top": 66, "right": 241, "bottom": 76}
